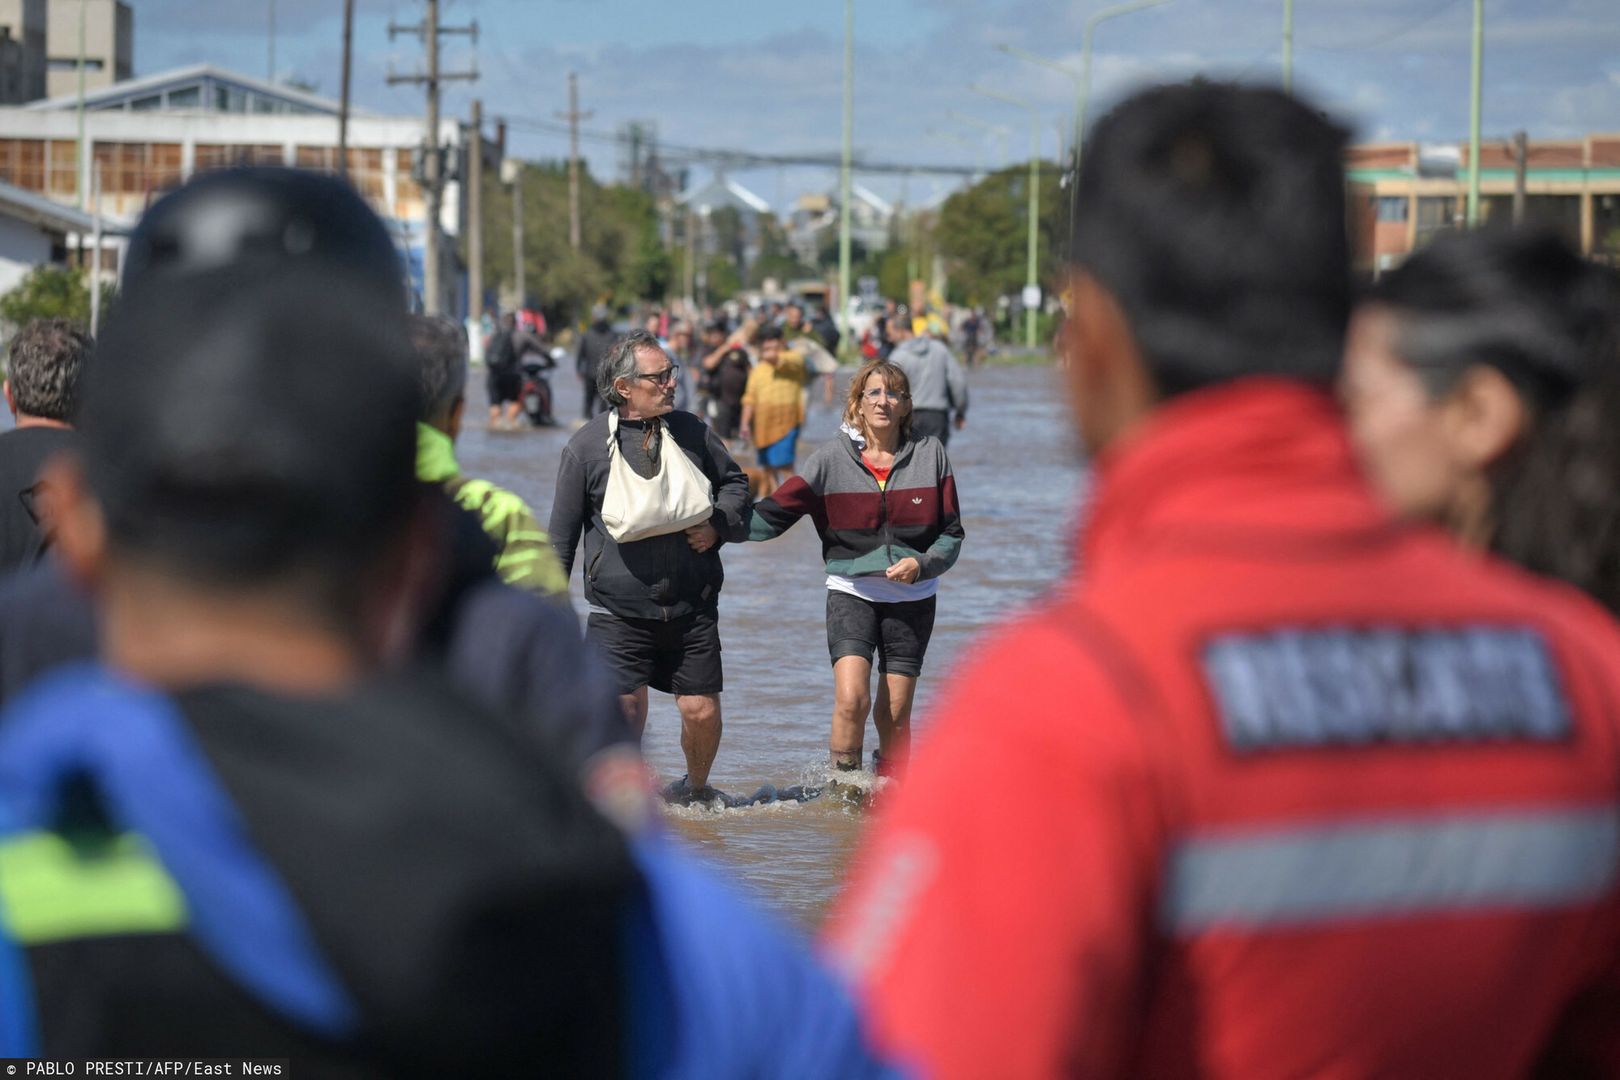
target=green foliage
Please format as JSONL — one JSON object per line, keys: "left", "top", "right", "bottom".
{"left": 0, "top": 265, "right": 104, "bottom": 327}
{"left": 480, "top": 162, "right": 680, "bottom": 328}
{"left": 702, "top": 255, "right": 741, "bottom": 306}
{"left": 934, "top": 162, "right": 1065, "bottom": 306}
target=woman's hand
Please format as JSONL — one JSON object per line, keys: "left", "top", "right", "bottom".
{"left": 885, "top": 557, "right": 921, "bottom": 584}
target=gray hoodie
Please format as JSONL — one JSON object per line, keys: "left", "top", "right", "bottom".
{"left": 890, "top": 337, "right": 969, "bottom": 417}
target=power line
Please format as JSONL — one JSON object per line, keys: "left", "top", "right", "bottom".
{"left": 497, "top": 114, "right": 982, "bottom": 177}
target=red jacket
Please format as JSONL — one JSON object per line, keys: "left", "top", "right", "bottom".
{"left": 827, "top": 380, "right": 1620, "bottom": 1080}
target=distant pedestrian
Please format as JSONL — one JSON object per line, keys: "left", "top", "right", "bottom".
{"left": 0, "top": 318, "right": 88, "bottom": 572}
{"left": 740, "top": 325, "right": 810, "bottom": 489}
{"left": 888, "top": 317, "right": 968, "bottom": 444}
{"left": 576, "top": 303, "right": 616, "bottom": 421}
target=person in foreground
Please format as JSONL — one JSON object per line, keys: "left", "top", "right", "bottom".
{"left": 409, "top": 313, "right": 569, "bottom": 599}
{"left": 0, "top": 170, "right": 898, "bottom": 1079}
{"left": 748, "top": 359, "right": 962, "bottom": 775}
{"left": 828, "top": 81, "right": 1620, "bottom": 1080}
{"left": 1341, "top": 225, "right": 1620, "bottom": 613}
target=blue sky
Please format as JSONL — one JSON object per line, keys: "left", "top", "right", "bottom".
{"left": 132, "top": 0, "right": 1620, "bottom": 212}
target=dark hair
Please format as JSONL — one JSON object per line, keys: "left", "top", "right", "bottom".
{"left": 1071, "top": 81, "right": 1353, "bottom": 396}
{"left": 6, "top": 317, "right": 90, "bottom": 421}
{"left": 408, "top": 314, "right": 468, "bottom": 424}
{"left": 1369, "top": 226, "right": 1620, "bottom": 613}
{"left": 757, "top": 325, "right": 784, "bottom": 343}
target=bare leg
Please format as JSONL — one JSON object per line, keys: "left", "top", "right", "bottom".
{"left": 872, "top": 672, "right": 918, "bottom": 768}
{"left": 619, "top": 685, "right": 649, "bottom": 741}
{"left": 830, "top": 655, "right": 872, "bottom": 768}
{"left": 488, "top": 404, "right": 502, "bottom": 429}
{"left": 503, "top": 400, "right": 523, "bottom": 428}
{"left": 676, "top": 693, "right": 722, "bottom": 789}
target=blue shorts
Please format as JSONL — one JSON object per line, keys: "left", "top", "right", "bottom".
{"left": 757, "top": 428, "right": 799, "bottom": 468}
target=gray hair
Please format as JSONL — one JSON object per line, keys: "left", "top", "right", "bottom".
{"left": 597, "top": 328, "right": 666, "bottom": 407}
{"left": 406, "top": 313, "right": 468, "bottom": 423}
{"left": 5, "top": 318, "right": 90, "bottom": 422}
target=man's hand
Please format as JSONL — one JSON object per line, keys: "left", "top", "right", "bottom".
{"left": 954, "top": 415, "right": 967, "bottom": 431}
{"left": 738, "top": 423, "right": 751, "bottom": 444}
{"left": 685, "top": 521, "right": 720, "bottom": 553}
{"left": 886, "top": 557, "right": 921, "bottom": 584}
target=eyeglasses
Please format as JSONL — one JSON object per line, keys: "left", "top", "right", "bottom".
{"left": 862, "top": 387, "right": 910, "bottom": 402}
{"left": 632, "top": 365, "right": 681, "bottom": 386}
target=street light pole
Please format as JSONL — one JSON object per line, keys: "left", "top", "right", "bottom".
{"left": 837, "top": 0, "right": 854, "bottom": 343}
{"left": 1466, "top": 0, "right": 1484, "bottom": 226}
{"left": 1282, "top": 0, "right": 1294, "bottom": 92}
{"left": 971, "top": 85, "right": 1040, "bottom": 349}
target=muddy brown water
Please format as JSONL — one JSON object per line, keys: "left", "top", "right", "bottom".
{"left": 462, "top": 362, "right": 1085, "bottom": 928}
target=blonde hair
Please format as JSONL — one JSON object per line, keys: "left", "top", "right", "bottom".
{"left": 843, "top": 359, "right": 913, "bottom": 443}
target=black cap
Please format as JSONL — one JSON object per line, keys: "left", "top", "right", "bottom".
{"left": 82, "top": 169, "right": 418, "bottom": 584}
{"left": 123, "top": 166, "right": 404, "bottom": 305}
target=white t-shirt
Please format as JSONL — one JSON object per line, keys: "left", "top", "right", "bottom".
{"left": 826, "top": 573, "right": 938, "bottom": 603}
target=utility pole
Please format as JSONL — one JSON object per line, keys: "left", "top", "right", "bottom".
{"left": 505, "top": 159, "right": 525, "bottom": 307}
{"left": 268, "top": 0, "right": 276, "bottom": 82}
{"left": 389, "top": 1, "right": 479, "bottom": 315}
{"left": 1466, "top": 0, "right": 1484, "bottom": 226}
{"left": 467, "top": 99, "right": 484, "bottom": 344}
{"left": 837, "top": 0, "right": 853, "bottom": 343}
{"left": 338, "top": 0, "right": 354, "bottom": 177}
{"left": 75, "top": 0, "right": 85, "bottom": 209}
{"left": 1511, "top": 130, "right": 1528, "bottom": 225}
{"left": 555, "top": 73, "right": 592, "bottom": 251}
{"left": 1282, "top": 0, "right": 1294, "bottom": 92}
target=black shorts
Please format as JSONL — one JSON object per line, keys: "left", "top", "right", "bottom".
{"left": 487, "top": 366, "right": 522, "bottom": 405}
{"left": 587, "top": 608, "right": 723, "bottom": 696}
{"left": 826, "top": 591, "right": 937, "bottom": 677}
{"left": 711, "top": 400, "right": 742, "bottom": 440}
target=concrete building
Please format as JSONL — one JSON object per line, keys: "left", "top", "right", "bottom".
{"left": 45, "top": 0, "right": 130, "bottom": 100}
{"left": 0, "top": 63, "right": 468, "bottom": 315}
{"left": 0, "top": 0, "right": 45, "bottom": 104}
{"left": 1348, "top": 135, "right": 1620, "bottom": 270}
{"left": 0, "top": 175, "right": 119, "bottom": 298}
{"left": 787, "top": 183, "right": 893, "bottom": 266}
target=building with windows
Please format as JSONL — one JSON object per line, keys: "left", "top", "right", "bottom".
{"left": 0, "top": 63, "right": 468, "bottom": 314}
{"left": 45, "top": 0, "right": 130, "bottom": 100}
{"left": 1349, "top": 136, "right": 1620, "bottom": 270}
{"left": 0, "top": 0, "right": 46, "bottom": 105}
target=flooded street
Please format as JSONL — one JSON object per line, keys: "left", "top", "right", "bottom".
{"left": 462, "top": 361, "right": 1087, "bottom": 928}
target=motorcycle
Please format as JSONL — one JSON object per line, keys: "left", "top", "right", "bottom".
{"left": 519, "top": 346, "right": 566, "bottom": 427}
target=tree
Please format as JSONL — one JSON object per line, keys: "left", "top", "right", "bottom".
{"left": 0, "top": 265, "right": 103, "bottom": 327}
{"left": 932, "top": 163, "right": 1064, "bottom": 306}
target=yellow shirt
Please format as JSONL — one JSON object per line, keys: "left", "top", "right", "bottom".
{"left": 743, "top": 352, "right": 808, "bottom": 450}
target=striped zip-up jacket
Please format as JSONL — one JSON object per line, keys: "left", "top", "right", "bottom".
{"left": 748, "top": 432, "right": 963, "bottom": 579}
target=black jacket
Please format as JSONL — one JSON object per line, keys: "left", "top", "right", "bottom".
{"left": 550, "top": 410, "right": 750, "bottom": 621}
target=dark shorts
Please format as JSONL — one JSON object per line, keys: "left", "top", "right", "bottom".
{"left": 587, "top": 608, "right": 724, "bottom": 697}
{"left": 826, "top": 591, "right": 937, "bottom": 678}
{"left": 910, "top": 408, "right": 951, "bottom": 445}
{"left": 487, "top": 366, "right": 521, "bottom": 405}
{"left": 711, "top": 400, "right": 742, "bottom": 439}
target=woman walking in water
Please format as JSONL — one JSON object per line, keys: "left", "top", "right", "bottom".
{"left": 746, "top": 359, "right": 964, "bottom": 775}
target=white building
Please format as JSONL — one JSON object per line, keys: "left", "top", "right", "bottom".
{"left": 0, "top": 63, "right": 467, "bottom": 314}
{"left": 0, "top": 175, "right": 119, "bottom": 297}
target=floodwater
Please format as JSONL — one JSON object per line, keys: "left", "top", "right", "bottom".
{"left": 461, "top": 362, "right": 1087, "bottom": 928}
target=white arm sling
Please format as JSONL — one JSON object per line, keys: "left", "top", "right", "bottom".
{"left": 600, "top": 411, "right": 716, "bottom": 543}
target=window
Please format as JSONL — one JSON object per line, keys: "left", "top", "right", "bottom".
{"left": 47, "top": 139, "right": 76, "bottom": 196}
{"left": 0, "top": 139, "right": 47, "bottom": 191}
{"left": 1375, "top": 196, "right": 1409, "bottom": 223}
{"left": 193, "top": 144, "right": 285, "bottom": 172}
{"left": 129, "top": 94, "right": 161, "bottom": 112}
{"left": 165, "top": 86, "right": 200, "bottom": 109}
{"left": 92, "top": 142, "right": 182, "bottom": 196}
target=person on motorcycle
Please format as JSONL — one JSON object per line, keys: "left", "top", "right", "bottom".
{"left": 485, "top": 312, "right": 544, "bottom": 430}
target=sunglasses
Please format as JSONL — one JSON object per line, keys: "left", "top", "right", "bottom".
{"left": 631, "top": 365, "right": 681, "bottom": 386}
